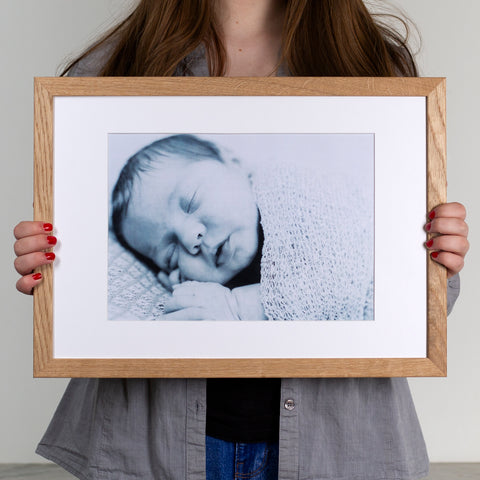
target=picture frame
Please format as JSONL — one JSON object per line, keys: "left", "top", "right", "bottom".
{"left": 33, "top": 76, "right": 447, "bottom": 378}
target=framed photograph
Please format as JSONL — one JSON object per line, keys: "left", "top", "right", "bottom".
{"left": 33, "top": 77, "right": 447, "bottom": 378}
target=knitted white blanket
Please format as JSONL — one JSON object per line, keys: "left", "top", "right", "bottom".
{"left": 251, "top": 156, "right": 373, "bottom": 321}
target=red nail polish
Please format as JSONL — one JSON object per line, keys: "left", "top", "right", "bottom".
{"left": 32, "top": 273, "right": 42, "bottom": 281}
{"left": 428, "top": 211, "right": 436, "bottom": 220}
{"left": 426, "top": 223, "right": 431, "bottom": 231}
{"left": 47, "top": 236, "right": 57, "bottom": 245}
{"left": 431, "top": 251, "right": 439, "bottom": 259}
{"left": 45, "top": 252, "right": 55, "bottom": 261}
{"left": 43, "top": 223, "right": 53, "bottom": 232}
{"left": 426, "top": 239, "right": 434, "bottom": 248}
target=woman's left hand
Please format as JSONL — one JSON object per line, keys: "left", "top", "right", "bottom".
{"left": 425, "top": 202, "right": 469, "bottom": 277}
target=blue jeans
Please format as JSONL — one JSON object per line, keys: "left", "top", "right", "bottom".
{"left": 206, "top": 435, "right": 279, "bottom": 480}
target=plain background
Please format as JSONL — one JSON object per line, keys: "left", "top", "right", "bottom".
{"left": 0, "top": 0, "right": 478, "bottom": 464}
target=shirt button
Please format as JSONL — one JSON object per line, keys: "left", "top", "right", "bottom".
{"left": 284, "top": 398, "right": 296, "bottom": 411}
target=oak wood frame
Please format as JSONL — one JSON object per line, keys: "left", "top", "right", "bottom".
{"left": 33, "top": 77, "right": 447, "bottom": 378}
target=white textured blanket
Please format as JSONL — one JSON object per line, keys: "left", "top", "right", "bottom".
{"left": 108, "top": 235, "right": 169, "bottom": 321}
{"left": 252, "top": 156, "right": 373, "bottom": 321}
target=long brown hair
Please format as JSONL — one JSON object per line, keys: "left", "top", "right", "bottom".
{"left": 62, "top": 0, "right": 417, "bottom": 77}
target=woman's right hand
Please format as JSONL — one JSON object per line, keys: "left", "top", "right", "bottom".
{"left": 13, "top": 221, "right": 57, "bottom": 295}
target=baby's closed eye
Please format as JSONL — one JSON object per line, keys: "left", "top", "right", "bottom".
{"left": 182, "top": 189, "right": 200, "bottom": 214}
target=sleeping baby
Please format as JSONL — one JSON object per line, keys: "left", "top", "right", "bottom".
{"left": 111, "top": 134, "right": 373, "bottom": 321}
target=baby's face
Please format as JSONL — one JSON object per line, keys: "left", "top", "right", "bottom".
{"left": 122, "top": 157, "right": 259, "bottom": 285}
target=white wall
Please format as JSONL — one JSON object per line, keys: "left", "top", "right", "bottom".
{"left": 400, "top": 0, "right": 480, "bottom": 463}
{"left": 0, "top": 0, "right": 478, "bottom": 464}
{"left": 0, "top": 0, "right": 134, "bottom": 463}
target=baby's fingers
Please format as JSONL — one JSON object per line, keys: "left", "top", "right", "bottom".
{"left": 14, "top": 251, "right": 55, "bottom": 276}
{"left": 162, "top": 307, "right": 204, "bottom": 321}
{"left": 164, "top": 293, "right": 200, "bottom": 313}
{"left": 16, "top": 272, "right": 44, "bottom": 295}
{"left": 171, "top": 281, "right": 202, "bottom": 294}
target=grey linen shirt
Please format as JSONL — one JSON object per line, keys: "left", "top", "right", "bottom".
{"left": 36, "top": 45, "right": 462, "bottom": 480}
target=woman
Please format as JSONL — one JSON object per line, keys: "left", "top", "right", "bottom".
{"left": 13, "top": 1, "right": 469, "bottom": 479}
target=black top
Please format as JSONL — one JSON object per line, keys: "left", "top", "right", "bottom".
{"left": 206, "top": 222, "right": 281, "bottom": 442}
{"left": 206, "top": 378, "right": 281, "bottom": 442}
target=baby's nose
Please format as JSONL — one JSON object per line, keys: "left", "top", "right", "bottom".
{"left": 189, "top": 233, "right": 203, "bottom": 255}
{"left": 179, "top": 221, "right": 206, "bottom": 255}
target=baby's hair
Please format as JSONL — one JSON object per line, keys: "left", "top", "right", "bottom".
{"left": 111, "top": 134, "right": 225, "bottom": 252}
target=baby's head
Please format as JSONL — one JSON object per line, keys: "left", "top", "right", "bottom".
{"left": 112, "top": 134, "right": 259, "bottom": 286}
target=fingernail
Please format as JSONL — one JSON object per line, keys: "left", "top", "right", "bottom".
{"left": 45, "top": 252, "right": 55, "bottom": 261}
{"left": 431, "top": 251, "right": 439, "bottom": 259}
{"left": 47, "top": 236, "right": 57, "bottom": 245}
{"left": 43, "top": 223, "right": 53, "bottom": 232}
{"left": 32, "top": 273, "right": 43, "bottom": 281}
{"left": 425, "top": 223, "right": 432, "bottom": 231}
{"left": 428, "top": 211, "right": 436, "bottom": 220}
{"left": 426, "top": 239, "right": 434, "bottom": 248}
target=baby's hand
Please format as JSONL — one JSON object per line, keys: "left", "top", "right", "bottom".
{"left": 157, "top": 268, "right": 182, "bottom": 292}
{"left": 163, "top": 281, "right": 241, "bottom": 321}
{"left": 425, "top": 202, "right": 469, "bottom": 277}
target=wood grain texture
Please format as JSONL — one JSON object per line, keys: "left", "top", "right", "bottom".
{"left": 34, "top": 76, "right": 444, "bottom": 97}
{"left": 34, "top": 358, "right": 445, "bottom": 378}
{"left": 33, "top": 79, "right": 54, "bottom": 377}
{"left": 426, "top": 79, "right": 448, "bottom": 376}
{"left": 33, "top": 77, "right": 447, "bottom": 378}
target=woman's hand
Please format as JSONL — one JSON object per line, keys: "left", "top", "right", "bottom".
{"left": 425, "top": 202, "right": 469, "bottom": 277}
{"left": 13, "top": 221, "right": 57, "bottom": 294}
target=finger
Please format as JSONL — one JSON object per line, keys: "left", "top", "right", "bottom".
{"left": 168, "top": 269, "right": 182, "bottom": 286}
{"left": 16, "top": 272, "right": 44, "bottom": 295}
{"left": 172, "top": 281, "right": 223, "bottom": 296}
{"left": 14, "top": 234, "right": 57, "bottom": 257}
{"left": 425, "top": 218, "right": 468, "bottom": 237}
{"left": 430, "top": 251, "right": 464, "bottom": 277}
{"left": 428, "top": 202, "right": 466, "bottom": 221}
{"left": 161, "top": 307, "right": 204, "bottom": 321}
{"left": 171, "top": 281, "right": 203, "bottom": 295}
{"left": 14, "top": 221, "right": 53, "bottom": 240}
{"left": 425, "top": 235, "right": 470, "bottom": 257}
{"left": 157, "top": 271, "right": 173, "bottom": 292}
{"left": 14, "top": 251, "right": 56, "bottom": 276}
{"left": 164, "top": 293, "right": 202, "bottom": 313}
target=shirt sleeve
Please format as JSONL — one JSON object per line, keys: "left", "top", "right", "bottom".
{"left": 447, "top": 273, "right": 460, "bottom": 315}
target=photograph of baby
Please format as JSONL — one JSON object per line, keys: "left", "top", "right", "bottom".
{"left": 108, "top": 133, "right": 374, "bottom": 322}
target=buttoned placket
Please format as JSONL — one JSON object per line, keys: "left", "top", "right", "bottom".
{"left": 278, "top": 380, "right": 299, "bottom": 480}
